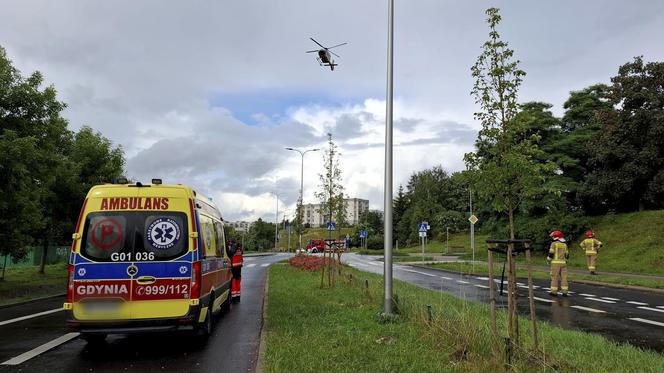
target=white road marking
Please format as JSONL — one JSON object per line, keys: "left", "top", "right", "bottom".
{"left": 2, "top": 333, "right": 80, "bottom": 365}
{"left": 475, "top": 276, "right": 489, "bottom": 281}
{"left": 474, "top": 284, "right": 489, "bottom": 289}
{"left": 534, "top": 297, "right": 555, "bottom": 303}
{"left": 517, "top": 285, "right": 529, "bottom": 289}
{"left": 442, "top": 277, "right": 453, "bottom": 280}
{"left": 456, "top": 280, "right": 469, "bottom": 284}
{"left": 260, "top": 263, "right": 270, "bottom": 267}
{"left": 601, "top": 297, "right": 620, "bottom": 301}
{"left": 411, "top": 271, "right": 436, "bottom": 277}
{"left": 626, "top": 301, "right": 648, "bottom": 306}
{"left": 571, "top": 305, "right": 606, "bottom": 313}
{"left": 637, "top": 306, "right": 664, "bottom": 314}
{"left": 245, "top": 264, "right": 256, "bottom": 268}
{"left": 532, "top": 285, "right": 540, "bottom": 289}
{"left": 567, "top": 291, "right": 575, "bottom": 294}
{"left": 367, "top": 262, "right": 381, "bottom": 266}
{"left": 585, "top": 297, "right": 615, "bottom": 304}
{"left": 355, "top": 263, "right": 368, "bottom": 267}
{"left": 579, "top": 293, "right": 595, "bottom": 297}
{"left": 542, "top": 287, "right": 551, "bottom": 291}
{"left": 657, "top": 306, "right": 664, "bottom": 309}
{"left": 629, "top": 318, "right": 664, "bottom": 327}
{"left": 0, "top": 308, "right": 62, "bottom": 327}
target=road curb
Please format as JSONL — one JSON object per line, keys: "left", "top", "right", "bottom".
{"left": 0, "top": 293, "right": 66, "bottom": 310}
{"left": 408, "top": 264, "right": 664, "bottom": 294}
{"left": 255, "top": 269, "right": 269, "bottom": 373}
{"left": 244, "top": 252, "right": 276, "bottom": 257}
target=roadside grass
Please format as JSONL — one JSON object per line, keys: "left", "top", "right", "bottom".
{"left": 423, "top": 262, "right": 664, "bottom": 290}
{"left": 404, "top": 210, "right": 664, "bottom": 276}
{"left": 0, "top": 264, "right": 67, "bottom": 305}
{"left": 265, "top": 264, "right": 664, "bottom": 372}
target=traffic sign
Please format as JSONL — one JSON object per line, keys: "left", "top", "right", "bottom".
{"left": 359, "top": 230, "right": 368, "bottom": 238}
{"left": 418, "top": 223, "right": 428, "bottom": 233}
{"left": 468, "top": 215, "right": 479, "bottom": 225}
{"left": 326, "top": 221, "right": 336, "bottom": 231}
{"left": 419, "top": 231, "right": 427, "bottom": 238}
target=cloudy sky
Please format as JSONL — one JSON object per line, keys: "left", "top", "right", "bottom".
{"left": 2, "top": 1, "right": 663, "bottom": 222}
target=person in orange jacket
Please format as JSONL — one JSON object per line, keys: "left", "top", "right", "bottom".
{"left": 547, "top": 230, "right": 569, "bottom": 296}
{"left": 230, "top": 242, "right": 243, "bottom": 302}
{"left": 580, "top": 230, "right": 602, "bottom": 275}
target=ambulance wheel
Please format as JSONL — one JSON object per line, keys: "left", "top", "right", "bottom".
{"left": 81, "top": 333, "right": 106, "bottom": 344}
{"left": 198, "top": 306, "right": 213, "bottom": 339}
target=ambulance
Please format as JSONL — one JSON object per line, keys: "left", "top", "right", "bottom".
{"left": 63, "top": 180, "right": 233, "bottom": 342}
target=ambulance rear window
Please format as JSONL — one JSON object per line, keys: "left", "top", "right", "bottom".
{"left": 81, "top": 212, "right": 188, "bottom": 262}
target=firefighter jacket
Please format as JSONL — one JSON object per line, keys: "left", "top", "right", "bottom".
{"left": 231, "top": 253, "right": 243, "bottom": 268}
{"left": 548, "top": 241, "right": 569, "bottom": 264}
{"left": 580, "top": 238, "right": 602, "bottom": 255}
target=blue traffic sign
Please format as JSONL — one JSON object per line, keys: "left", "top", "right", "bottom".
{"left": 359, "top": 230, "right": 368, "bottom": 238}
{"left": 327, "top": 221, "right": 337, "bottom": 231}
{"left": 418, "top": 223, "right": 428, "bottom": 233}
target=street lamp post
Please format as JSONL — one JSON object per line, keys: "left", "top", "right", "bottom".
{"left": 383, "top": 0, "right": 395, "bottom": 315}
{"left": 285, "top": 147, "right": 320, "bottom": 251}
{"left": 274, "top": 193, "right": 279, "bottom": 251}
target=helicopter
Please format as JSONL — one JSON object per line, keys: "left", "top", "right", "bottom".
{"left": 306, "top": 37, "right": 347, "bottom": 71}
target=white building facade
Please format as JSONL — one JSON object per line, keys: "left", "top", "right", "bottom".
{"left": 304, "top": 198, "right": 370, "bottom": 227}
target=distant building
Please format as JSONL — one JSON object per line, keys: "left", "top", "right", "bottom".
{"left": 304, "top": 198, "right": 370, "bottom": 227}
{"left": 227, "top": 221, "right": 251, "bottom": 232}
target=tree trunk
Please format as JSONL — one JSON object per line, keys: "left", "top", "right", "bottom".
{"left": 39, "top": 238, "right": 48, "bottom": 274}
{"left": 508, "top": 207, "right": 515, "bottom": 240}
{"left": 1, "top": 255, "right": 7, "bottom": 281}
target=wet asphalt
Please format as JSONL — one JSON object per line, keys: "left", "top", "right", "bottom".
{"left": 343, "top": 254, "right": 664, "bottom": 353}
{"left": 0, "top": 253, "right": 290, "bottom": 373}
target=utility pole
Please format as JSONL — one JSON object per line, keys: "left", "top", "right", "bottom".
{"left": 328, "top": 133, "right": 333, "bottom": 241}
{"left": 285, "top": 147, "right": 320, "bottom": 252}
{"left": 274, "top": 193, "right": 279, "bottom": 251}
{"left": 383, "top": 0, "right": 395, "bottom": 315}
{"left": 446, "top": 227, "right": 450, "bottom": 254}
{"left": 470, "top": 189, "right": 475, "bottom": 272}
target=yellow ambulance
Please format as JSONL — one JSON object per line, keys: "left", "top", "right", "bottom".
{"left": 63, "top": 180, "right": 232, "bottom": 342}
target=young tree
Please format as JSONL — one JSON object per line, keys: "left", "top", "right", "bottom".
{"left": 315, "top": 133, "right": 346, "bottom": 230}
{"left": 465, "top": 8, "right": 554, "bottom": 239}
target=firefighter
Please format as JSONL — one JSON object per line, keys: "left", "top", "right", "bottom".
{"left": 580, "top": 230, "right": 602, "bottom": 275}
{"left": 547, "top": 230, "right": 569, "bottom": 296}
{"left": 230, "top": 242, "right": 244, "bottom": 302}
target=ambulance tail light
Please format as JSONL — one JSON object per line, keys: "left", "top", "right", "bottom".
{"left": 191, "top": 262, "right": 201, "bottom": 299}
{"left": 66, "top": 264, "right": 75, "bottom": 303}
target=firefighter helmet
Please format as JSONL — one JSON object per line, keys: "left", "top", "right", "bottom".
{"left": 549, "top": 230, "right": 564, "bottom": 240}
{"left": 585, "top": 230, "right": 594, "bottom": 238}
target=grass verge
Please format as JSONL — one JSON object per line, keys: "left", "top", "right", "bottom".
{"left": 0, "top": 264, "right": 67, "bottom": 306}
{"left": 423, "top": 262, "right": 664, "bottom": 290}
{"left": 264, "top": 264, "right": 664, "bottom": 372}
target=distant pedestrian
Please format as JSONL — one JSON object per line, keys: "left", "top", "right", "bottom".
{"left": 231, "top": 242, "right": 244, "bottom": 302}
{"left": 580, "top": 230, "right": 602, "bottom": 275}
{"left": 547, "top": 230, "right": 569, "bottom": 296}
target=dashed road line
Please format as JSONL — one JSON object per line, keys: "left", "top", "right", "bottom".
{"left": 475, "top": 276, "right": 489, "bottom": 281}
{"left": 637, "top": 306, "right": 664, "bottom": 314}
{"left": 657, "top": 306, "right": 664, "bottom": 309}
{"left": 629, "top": 318, "right": 664, "bottom": 327}
{"left": 586, "top": 297, "right": 616, "bottom": 304}
{"left": 0, "top": 308, "right": 62, "bottom": 327}
{"left": 579, "top": 293, "right": 595, "bottom": 297}
{"left": 260, "top": 263, "right": 270, "bottom": 267}
{"left": 367, "top": 262, "right": 381, "bottom": 266}
{"left": 411, "top": 271, "right": 437, "bottom": 277}
{"left": 2, "top": 333, "right": 80, "bottom": 365}
{"left": 626, "top": 301, "right": 648, "bottom": 306}
{"left": 474, "top": 284, "right": 489, "bottom": 289}
{"left": 441, "top": 277, "right": 453, "bottom": 280}
{"left": 534, "top": 297, "right": 555, "bottom": 303}
{"left": 245, "top": 264, "right": 256, "bottom": 268}
{"left": 456, "top": 280, "right": 469, "bottom": 284}
{"left": 601, "top": 297, "right": 620, "bottom": 301}
{"left": 571, "top": 305, "right": 606, "bottom": 313}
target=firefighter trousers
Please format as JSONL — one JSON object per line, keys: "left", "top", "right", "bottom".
{"left": 550, "top": 263, "right": 568, "bottom": 294}
{"left": 586, "top": 254, "right": 597, "bottom": 272}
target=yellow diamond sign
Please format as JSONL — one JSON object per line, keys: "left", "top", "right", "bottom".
{"left": 468, "top": 214, "right": 478, "bottom": 225}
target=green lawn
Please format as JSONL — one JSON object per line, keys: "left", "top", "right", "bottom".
{"left": 423, "top": 262, "right": 664, "bottom": 289}
{"left": 404, "top": 210, "right": 664, "bottom": 276}
{"left": 0, "top": 264, "right": 67, "bottom": 305}
{"left": 264, "top": 264, "right": 664, "bottom": 372}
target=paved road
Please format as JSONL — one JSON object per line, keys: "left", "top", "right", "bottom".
{"left": 0, "top": 253, "right": 290, "bottom": 373}
{"left": 343, "top": 253, "right": 664, "bottom": 353}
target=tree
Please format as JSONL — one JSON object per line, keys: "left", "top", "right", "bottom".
{"left": 581, "top": 57, "right": 664, "bottom": 212}
{"left": 465, "top": 8, "right": 554, "bottom": 239}
{"left": 245, "top": 218, "right": 275, "bottom": 251}
{"left": 315, "top": 133, "right": 346, "bottom": 230}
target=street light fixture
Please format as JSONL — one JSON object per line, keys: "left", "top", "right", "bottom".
{"left": 285, "top": 147, "right": 320, "bottom": 252}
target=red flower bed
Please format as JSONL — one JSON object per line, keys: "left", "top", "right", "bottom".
{"left": 288, "top": 256, "right": 331, "bottom": 271}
